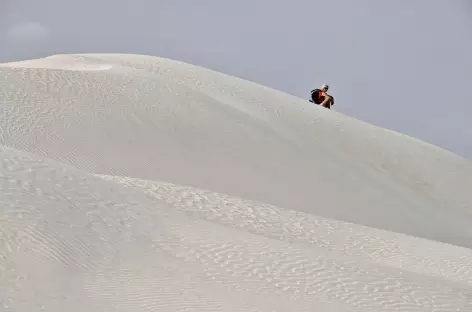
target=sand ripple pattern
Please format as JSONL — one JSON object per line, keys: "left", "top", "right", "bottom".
{"left": 0, "top": 147, "right": 358, "bottom": 311}
{"left": 102, "top": 176, "right": 472, "bottom": 311}
{"left": 0, "top": 146, "right": 471, "bottom": 311}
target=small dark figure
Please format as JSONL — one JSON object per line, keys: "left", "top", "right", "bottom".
{"left": 310, "top": 84, "right": 334, "bottom": 109}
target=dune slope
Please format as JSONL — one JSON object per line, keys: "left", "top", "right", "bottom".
{"left": 0, "top": 54, "right": 472, "bottom": 311}
{"left": 1, "top": 54, "right": 471, "bottom": 247}
{"left": 0, "top": 146, "right": 471, "bottom": 312}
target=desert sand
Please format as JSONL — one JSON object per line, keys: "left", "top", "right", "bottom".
{"left": 0, "top": 54, "right": 471, "bottom": 311}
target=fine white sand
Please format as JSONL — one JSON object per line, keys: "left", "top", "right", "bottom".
{"left": 0, "top": 53, "right": 471, "bottom": 311}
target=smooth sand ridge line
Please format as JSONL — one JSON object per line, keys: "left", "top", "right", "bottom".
{"left": 0, "top": 53, "right": 471, "bottom": 249}
{"left": 1, "top": 145, "right": 472, "bottom": 312}
{"left": 0, "top": 55, "right": 115, "bottom": 71}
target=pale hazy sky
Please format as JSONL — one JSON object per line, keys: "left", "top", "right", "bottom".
{"left": 1, "top": 0, "right": 471, "bottom": 159}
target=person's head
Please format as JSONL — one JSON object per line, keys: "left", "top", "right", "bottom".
{"left": 321, "top": 84, "right": 329, "bottom": 92}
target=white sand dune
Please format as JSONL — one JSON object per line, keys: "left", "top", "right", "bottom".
{"left": 0, "top": 53, "right": 471, "bottom": 311}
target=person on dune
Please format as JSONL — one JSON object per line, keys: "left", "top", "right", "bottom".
{"left": 310, "top": 84, "right": 334, "bottom": 109}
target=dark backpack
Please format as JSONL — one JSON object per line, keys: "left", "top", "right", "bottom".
{"left": 310, "top": 89, "right": 324, "bottom": 104}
